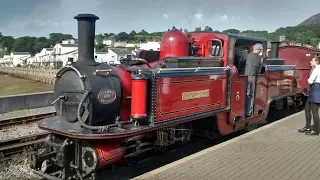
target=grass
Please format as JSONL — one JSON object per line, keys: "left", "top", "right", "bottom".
{"left": 0, "top": 74, "right": 54, "bottom": 96}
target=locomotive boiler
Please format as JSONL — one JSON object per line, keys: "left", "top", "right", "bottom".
{"left": 30, "top": 13, "right": 311, "bottom": 180}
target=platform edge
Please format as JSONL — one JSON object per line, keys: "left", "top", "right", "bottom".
{"left": 132, "top": 111, "right": 304, "bottom": 180}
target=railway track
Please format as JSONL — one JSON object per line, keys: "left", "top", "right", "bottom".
{"left": 0, "top": 112, "right": 55, "bottom": 162}
{"left": 0, "top": 112, "right": 56, "bottom": 129}
{"left": 0, "top": 132, "right": 49, "bottom": 162}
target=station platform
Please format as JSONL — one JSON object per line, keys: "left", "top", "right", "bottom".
{"left": 133, "top": 111, "right": 320, "bottom": 180}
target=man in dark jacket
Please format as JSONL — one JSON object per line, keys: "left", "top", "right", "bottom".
{"left": 245, "top": 44, "right": 263, "bottom": 117}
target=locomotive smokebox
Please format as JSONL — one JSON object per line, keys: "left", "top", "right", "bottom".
{"left": 74, "top": 14, "right": 99, "bottom": 65}
{"left": 271, "top": 41, "right": 280, "bottom": 58}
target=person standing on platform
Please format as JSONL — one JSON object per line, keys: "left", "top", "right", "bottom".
{"left": 298, "top": 57, "right": 320, "bottom": 135}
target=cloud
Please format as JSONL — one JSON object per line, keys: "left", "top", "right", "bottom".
{"left": 163, "top": 14, "right": 169, "bottom": 19}
{"left": 193, "top": 13, "right": 203, "bottom": 20}
{"left": 220, "top": 15, "right": 228, "bottom": 20}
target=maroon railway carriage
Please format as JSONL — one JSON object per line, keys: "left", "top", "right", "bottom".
{"left": 30, "top": 14, "right": 310, "bottom": 180}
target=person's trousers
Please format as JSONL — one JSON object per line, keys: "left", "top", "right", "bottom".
{"left": 246, "top": 76, "right": 256, "bottom": 117}
{"left": 305, "top": 99, "right": 320, "bottom": 132}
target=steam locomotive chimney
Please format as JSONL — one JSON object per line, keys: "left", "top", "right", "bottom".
{"left": 270, "top": 41, "right": 280, "bottom": 58}
{"left": 74, "top": 14, "right": 99, "bottom": 65}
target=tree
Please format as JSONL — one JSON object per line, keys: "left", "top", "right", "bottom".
{"left": 183, "top": 29, "right": 189, "bottom": 34}
{"left": 95, "top": 42, "right": 106, "bottom": 52}
{"left": 138, "top": 29, "right": 149, "bottom": 35}
{"left": 48, "top": 33, "right": 73, "bottom": 45}
{"left": 204, "top": 26, "right": 213, "bottom": 32}
{"left": 195, "top": 27, "right": 202, "bottom": 31}
{"left": 223, "top": 29, "right": 240, "bottom": 34}
{"left": 0, "top": 36, "right": 15, "bottom": 53}
{"left": 129, "top": 31, "right": 137, "bottom": 37}
{"left": 115, "top": 32, "right": 130, "bottom": 41}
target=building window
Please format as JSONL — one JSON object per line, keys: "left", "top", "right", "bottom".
{"left": 95, "top": 56, "right": 97, "bottom": 58}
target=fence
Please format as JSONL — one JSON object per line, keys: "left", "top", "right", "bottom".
{"left": 0, "top": 67, "right": 58, "bottom": 84}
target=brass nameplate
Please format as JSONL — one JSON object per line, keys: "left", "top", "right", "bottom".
{"left": 182, "top": 89, "right": 210, "bottom": 100}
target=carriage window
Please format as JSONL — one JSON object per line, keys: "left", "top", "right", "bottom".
{"left": 211, "top": 40, "right": 223, "bottom": 56}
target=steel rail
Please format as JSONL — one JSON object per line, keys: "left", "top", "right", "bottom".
{"left": 0, "top": 112, "right": 56, "bottom": 129}
{"left": 0, "top": 132, "right": 49, "bottom": 162}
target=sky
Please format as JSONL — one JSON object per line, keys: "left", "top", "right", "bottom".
{"left": 0, "top": 0, "right": 319, "bottom": 38}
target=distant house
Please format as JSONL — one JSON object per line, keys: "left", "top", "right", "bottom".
{"left": 139, "top": 42, "right": 160, "bottom": 51}
{"left": 35, "top": 48, "right": 54, "bottom": 64}
{"left": 61, "top": 39, "right": 78, "bottom": 44}
{"left": 126, "top": 42, "right": 141, "bottom": 48}
{"left": 55, "top": 50, "right": 78, "bottom": 67}
{"left": 107, "top": 48, "right": 133, "bottom": 64}
{"left": 0, "top": 55, "right": 11, "bottom": 66}
{"left": 317, "top": 42, "right": 320, "bottom": 49}
{"left": 113, "top": 41, "right": 128, "bottom": 47}
{"left": 10, "top": 52, "right": 31, "bottom": 66}
{"left": 94, "top": 52, "right": 108, "bottom": 63}
{"left": 102, "top": 38, "right": 115, "bottom": 46}
{"left": 52, "top": 43, "right": 78, "bottom": 55}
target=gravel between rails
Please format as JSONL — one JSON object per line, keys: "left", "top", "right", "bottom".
{"left": 0, "top": 154, "right": 42, "bottom": 180}
{"left": 0, "top": 122, "right": 46, "bottom": 141}
{"left": 0, "top": 107, "right": 55, "bottom": 179}
{"left": 0, "top": 106, "right": 56, "bottom": 121}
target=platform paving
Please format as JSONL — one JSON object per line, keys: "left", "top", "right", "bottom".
{"left": 133, "top": 111, "right": 320, "bottom": 180}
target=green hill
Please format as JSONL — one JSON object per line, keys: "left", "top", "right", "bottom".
{"left": 298, "top": 13, "right": 320, "bottom": 26}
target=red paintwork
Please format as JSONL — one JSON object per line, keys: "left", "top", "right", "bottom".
{"left": 266, "top": 71, "right": 282, "bottom": 97}
{"left": 130, "top": 78, "right": 147, "bottom": 118}
{"left": 112, "top": 66, "right": 132, "bottom": 122}
{"left": 92, "top": 141, "right": 124, "bottom": 168}
{"left": 187, "top": 33, "right": 229, "bottom": 66}
{"left": 159, "top": 30, "right": 189, "bottom": 60}
{"left": 43, "top": 31, "right": 309, "bottom": 141}
{"left": 155, "top": 75, "right": 227, "bottom": 121}
{"left": 228, "top": 67, "right": 268, "bottom": 125}
{"left": 254, "top": 75, "right": 268, "bottom": 115}
{"left": 277, "top": 46, "right": 313, "bottom": 92}
{"left": 229, "top": 67, "right": 246, "bottom": 123}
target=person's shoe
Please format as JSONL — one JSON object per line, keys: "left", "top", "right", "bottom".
{"left": 305, "top": 130, "right": 319, "bottom": 136}
{"left": 298, "top": 127, "right": 311, "bottom": 133}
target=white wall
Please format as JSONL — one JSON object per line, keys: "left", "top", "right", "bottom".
{"left": 103, "top": 39, "right": 114, "bottom": 46}
{"left": 95, "top": 53, "right": 107, "bottom": 63}
{"left": 10, "top": 53, "right": 31, "bottom": 66}
{"left": 106, "top": 50, "right": 132, "bottom": 64}
{"left": 53, "top": 44, "right": 78, "bottom": 55}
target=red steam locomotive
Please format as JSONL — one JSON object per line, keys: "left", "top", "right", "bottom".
{"left": 30, "top": 14, "right": 313, "bottom": 180}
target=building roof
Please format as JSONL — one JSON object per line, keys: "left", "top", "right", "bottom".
{"left": 45, "top": 48, "right": 54, "bottom": 51}
{"left": 109, "top": 48, "right": 132, "bottom": 55}
{"left": 11, "top": 52, "right": 31, "bottom": 55}
{"left": 95, "top": 52, "right": 107, "bottom": 54}
{"left": 59, "top": 43, "right": 78, "bottom": 47}
{"left": 60, "top": 50, "right": 78, "bottom": 55}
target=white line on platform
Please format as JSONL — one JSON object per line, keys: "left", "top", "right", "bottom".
{"left": 132, "top": 111, "right": 304, "bottom": 180}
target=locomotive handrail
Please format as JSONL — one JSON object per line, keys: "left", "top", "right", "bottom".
{"left": 264, "top": 64, "right": 296, "bottom": 72}
{"left": 156, "top": 67, "right": 230, "bottom": 73}
{"left": 55, "top": 65, "right": 85, "bottom": 79}
{"left": 265, "top": 65, "right": 296, "bottom": 67}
